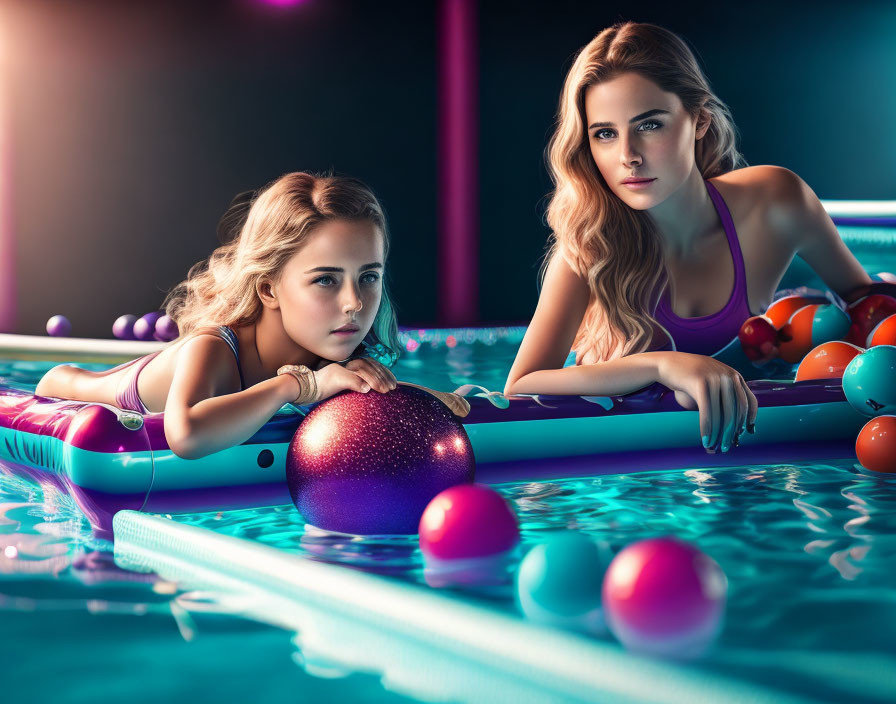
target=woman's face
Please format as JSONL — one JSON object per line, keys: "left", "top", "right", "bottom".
{"left": 270, "top": 218, "right": 384, "bottom": 361}
{"left": 584, "top": 72, "right": 708, "bottom": 210}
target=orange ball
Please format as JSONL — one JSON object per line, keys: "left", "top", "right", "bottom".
{"left": 765, "top": 295, "right": 822, "bottom": 329}
{"left": 795, "top": 341, "right": 863, "bottom": 381}
{"left": 868, "top": 313, "right": 896, "bottom": 347}
{"left": 777, "top": 304, "right": 818, "bottom": 364}
{"left": 856, "top": 416, "right": 896, "bottom": 473}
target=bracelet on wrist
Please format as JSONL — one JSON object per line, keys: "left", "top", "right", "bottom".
{"left": 276, "top": 364, "right": 319, "bottom": 405}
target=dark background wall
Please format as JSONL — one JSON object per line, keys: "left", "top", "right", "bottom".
{"left": 5, "top": 0, "right": 895, "bottom": 336}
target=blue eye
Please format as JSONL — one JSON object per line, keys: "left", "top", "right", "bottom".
{"left": 361, "top": 272, "right": 381, "bottom": 285}
{"left": 313, "top": 275, "right": 336, "bottom": 287}
{"left": 593, "top": 120, "right": 662, "bottom": 141}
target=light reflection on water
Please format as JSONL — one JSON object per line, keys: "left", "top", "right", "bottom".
{"left": 2, "top": 315, "right": 896, "bottom": 701}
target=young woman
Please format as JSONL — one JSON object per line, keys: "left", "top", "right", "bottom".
{"left": 505, "top": 22, "right": 871, "bottom": 454}
{"left": 36, "top": 171, "right": 467, "bottom": 459}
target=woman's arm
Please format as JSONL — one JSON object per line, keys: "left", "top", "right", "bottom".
{"left": 764, "top": 167, "right": 872, "bottom": 302}
{"left": 505, "top": 252, "right": 664, "bottom": 397}
{"left": 504, "top": 251, "right": 757, "bottom": 451}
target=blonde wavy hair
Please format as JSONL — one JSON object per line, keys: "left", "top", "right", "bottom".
{"left": 163, "top": 171, "right": 400, "bottom": 364}
{"left": 545, "top": 21, "right": 746, "bottom": 364}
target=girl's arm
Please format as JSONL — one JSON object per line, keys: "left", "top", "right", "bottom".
{"left": 764, "top": 167, "right": 872, "bottom": 302}
{"left": 164, "top": 334, "right": 371, "bottom": 459}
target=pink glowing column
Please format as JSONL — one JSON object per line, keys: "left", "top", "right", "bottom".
{"left": 438, "top": 0, "right": 478, "bottom": 326}
{"left": 0, "top": 35, "right": 14, "bottom": 332}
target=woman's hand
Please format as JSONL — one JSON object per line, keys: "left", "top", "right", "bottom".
{"left": 656, "top": 352, "right": 758, "bottom": 453}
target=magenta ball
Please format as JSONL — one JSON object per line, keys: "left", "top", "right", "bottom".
{"left": 154, "top": 314, "right": 179, "bottom": 342}
{"left": 287, "top": 385, "right": 475, "bottom": 535}
{"left": 132, "top": 312, "right": 163, "bottom": 341}
{"left": 112, "top": 314, "right": 137, "bottom": 340}
{"left": 46, "top": 315, "right": 72, "bottom": 337}
{"left": 419, "top": 484, "right": 519, "bottom": 560}
{"left": 602, "top": 537, "right": 727, "bottom": 659}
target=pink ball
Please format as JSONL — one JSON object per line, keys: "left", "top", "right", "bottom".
{"left": 112, "top": 314, "right": 137, "bottom": 340}
{"left": 419, "top": 484, "right": 519, "bottom": 560}
{"left": 602, "top": 537, "right": 727, "bottom": 659}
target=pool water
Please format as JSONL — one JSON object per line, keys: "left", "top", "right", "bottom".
{"left": 3, "top": 231, "right": 896, "bottom": 703}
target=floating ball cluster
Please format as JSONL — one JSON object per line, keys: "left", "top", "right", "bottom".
{"left": 734, "top": 281, "right": 896, "bottom": 472}
{"left": 113, "top": 312, "right": 178, "bottom": 342}
{"left": 286, "top": 381, "right": 727, "bottom": 657}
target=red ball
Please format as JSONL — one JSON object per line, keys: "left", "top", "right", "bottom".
{"left": 764, "top": 295, "right": 821, "bottom": 329}
{"left": 602, "top": 537, "right": 727, "bottom": 659}
{"left": 419, "top": 484, "right": 519, "bottom": 560}
{"left": 856, "top": 416, "right": 896, "bottom": 473}
{"left": 795, "top": 341, "right": 863, "bottom": 382}
{"left": 777, "top": 304, "right": 818, "bottom": 364}
{"left": 738, "top": 316, "right": 778, "bottom": 362}
{"left": 868, "top": 314, "right": 896, "bottom": 347}
{"left": 846, "top": 294, "right": 896, "bottom": 347}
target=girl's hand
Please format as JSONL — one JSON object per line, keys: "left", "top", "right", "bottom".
{"left": 313, "top": 363, "right": 379, "bottom": 401}
{"left": 656, "top": 352, "right": 758, "bottom": 453}
{"left": 343, "top": 357, "right": 398, "bottom": 394}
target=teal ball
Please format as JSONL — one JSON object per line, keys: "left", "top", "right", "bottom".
{"left": 843, "top": 345, "right": 896, "bottom": 416}
{"left": 811, "top": 304, "right": 851, "bottom": 346}
{"left": 516, "top": 532, "right": 610, "bottom": 634}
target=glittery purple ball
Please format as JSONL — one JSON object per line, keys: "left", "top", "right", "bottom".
{"left": 133, "top": 312, "right": 163, "bottom": 341}
{"left": 112, "top": 314, "right": 137, "bottom": 340}
{"left": 287, "top": 385, "right": 476, "bottom": 535}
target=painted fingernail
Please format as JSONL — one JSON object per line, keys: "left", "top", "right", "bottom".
{"left": 748, "top": 423, "right": 755, "bottom": 433}
{"left": 722, "top": 444, "right": 729, "bottom": 453}
{"left": 702, "top": 435, "right": 710, "bottom": 448}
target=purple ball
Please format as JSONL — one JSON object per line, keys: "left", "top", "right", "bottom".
{"left": 154, "top": 314, "right": 179, "bottom": 342}
{"left": 287, "top": 385, "right": 476, "bottom": 535}
{"left": 112, "top": 314, "right": 137, "bottom": 340}
{"left": 602, "top": 537, "right": 727, "bottom": 659}
{"left": 133, "top": 312, "right": 163, "bottom": 341}
{"left": 46, "top": 315, "right": 72, "bottom": 337}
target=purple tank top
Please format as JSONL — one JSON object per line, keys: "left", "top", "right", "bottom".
{"left": 653, "top": 180, "right": 753, "bottom": 356}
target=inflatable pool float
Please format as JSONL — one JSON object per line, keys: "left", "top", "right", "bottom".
{"left": 0, "top": 371, "right": 865, "bottom": 535}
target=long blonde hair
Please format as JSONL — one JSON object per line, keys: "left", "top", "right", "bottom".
{"left": 164, "top": 171, "right": 400, "bottom": 364}
{"left": 545, "top": 21, "right": 746, "bottom": 364}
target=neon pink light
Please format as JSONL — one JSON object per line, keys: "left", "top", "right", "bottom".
{"left": 438, "top": 0, "right": 478, "bottom": 326}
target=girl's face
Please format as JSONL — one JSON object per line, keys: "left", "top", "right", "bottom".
{"left": 270, "top": 218, "right": 384, "bottom": 361}
{"left": 584, "top": 72, "right": 709, "bottom": 210}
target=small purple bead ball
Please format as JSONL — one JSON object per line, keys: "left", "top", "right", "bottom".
{"left": 154, "top": 314, "right": 179, "bottom": 342}
{"left": 133, "top": 312, "right": 163, "bottom": 341}
{"left": 287, "top": 385, "right": 476, "bottom": 535}
{"left": 112, "top": 314, "right": 137, "bottom": 340}
{"left": 46, "top": 315, "right": 72, "bottom": 337}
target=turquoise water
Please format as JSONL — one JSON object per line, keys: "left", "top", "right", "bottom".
{"left": 2, "top": 236, "right": 896, "bottom": 703}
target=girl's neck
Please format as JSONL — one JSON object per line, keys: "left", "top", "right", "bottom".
{"left": 241, "top": 310, "right": 321, "bottom": 381}
{"left": 647, "top": 168, "right": 720, "bottom": 259}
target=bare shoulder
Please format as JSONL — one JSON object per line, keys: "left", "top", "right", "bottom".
{"left": 711, "top": 166, "right": 807, "bottom": 221}
{"left": 171, "top": 331, "right": 242, "bottom": 395}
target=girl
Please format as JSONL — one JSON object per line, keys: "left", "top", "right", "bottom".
{"left": 36, "top": 172, "right": 467, "bottom": 459}
{"left": 504, "top": 22, "right": 872, "bottom": 455}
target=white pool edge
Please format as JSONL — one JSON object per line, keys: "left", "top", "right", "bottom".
{"left": 112, "top": 511, "right": 815, "bottom": 704}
